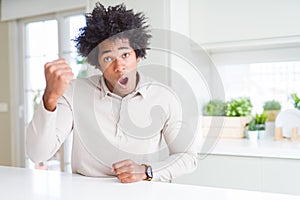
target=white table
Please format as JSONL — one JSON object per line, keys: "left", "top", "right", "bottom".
{"left": 0, "top": 166, "right": 299, "bottom": 200}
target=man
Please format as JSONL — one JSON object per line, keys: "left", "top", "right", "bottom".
{"left": 26, "top": 2, "right": 197, "bottom": 183}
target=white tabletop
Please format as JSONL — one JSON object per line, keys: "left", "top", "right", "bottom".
{"left": 0, "top": 166, "right": 299, "bottom": 200}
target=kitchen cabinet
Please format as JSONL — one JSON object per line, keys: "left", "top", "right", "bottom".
{"left": 173, "top": 155, "right": 262, "bottom": 191}
{"left": 189, "top": 0, "right": 300, "bottom": 46}
{"left": 172, "top": 138, "right": 300, "bottom": 196}
{"left": 261, "top": 158, "right": 300, "bottom": 194}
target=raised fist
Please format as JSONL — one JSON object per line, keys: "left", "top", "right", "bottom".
{"left": 43, "top": 58, "right": 74, "bottom": 111}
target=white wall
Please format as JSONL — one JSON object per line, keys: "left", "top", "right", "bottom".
{"left": 0, "top": 0, "right": 12, "bottom": 166}
{"left": 169, "top": 0, "right": 212, "bottom": 111}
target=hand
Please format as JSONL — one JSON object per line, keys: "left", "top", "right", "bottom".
{"left": 43, "top": 58, "right": 74, "bottom": 111}
{"left": 112, "top": 159, "right": 147, "bottom": 183}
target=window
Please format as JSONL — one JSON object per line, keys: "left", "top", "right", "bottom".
{"left": 24, "top": 19, "right": 58, "bottom": 127}
{"left": 21, "top": 10, "right": 93, "bottom": 171}
{"left": 217, "top": 61, "right": 300, "bottom": 113}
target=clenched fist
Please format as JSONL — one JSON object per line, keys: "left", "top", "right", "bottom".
{"left": 43, "top": 58, "right": 74, "bottom": 111}
{"left": 112, "top": 159, "right": 147, "bottom": 183}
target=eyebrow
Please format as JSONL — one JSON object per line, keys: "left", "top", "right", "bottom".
{"left": 100, "top": 47, "right": 131, "bottom": 56}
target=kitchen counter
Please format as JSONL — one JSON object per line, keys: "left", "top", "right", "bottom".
{"left": 199, "top": 137, "right": 300, "bottom": 159}
{"left": 198, "top": 121, "right": 300, "bottom": 159}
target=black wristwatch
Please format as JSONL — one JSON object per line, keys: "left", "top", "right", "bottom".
{"left": 142, "top": 164, "right": 153, "bottom": 181}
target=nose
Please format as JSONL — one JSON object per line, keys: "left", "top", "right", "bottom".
{"left": 113, "top": 57, "right": 126, "bottom": 73}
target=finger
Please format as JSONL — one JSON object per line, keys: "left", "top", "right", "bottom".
{"left": 45, "top": 64, "right": 70, "bottom": 75}
{"left": 44, "top": 58, "right": 68, "bottom": 70}
{"left": 120, "top": 174, "right": 139, "bottom": 183}
{"left": 58, "top": 72, "right": 74, "bottom": 82}
{"left": 45, "top": 65, "right": 72, "bottom": 77}
{"left": 117, "top": 172, "right": 131, "bottom": 180}
{"left": 114, "top": 165, "right": 134, "bottom": 175}
{"left": 112, "top": 159, "right": 133, "bottom": 171}
{"left": 120, "top": 178, "right": 134, "bottom": 183}
{"left": 45, "top": 70, "right": 73, "bottom": 83}
{"left": 49, "top": 58, "right": 67, "bottom": 65}
{"left": 52, "top": 67, "right": 73, "bottom": 76}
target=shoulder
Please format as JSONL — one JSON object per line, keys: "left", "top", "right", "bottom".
{"left": 142, "top": 76, "right": 179, "bottom": 101}
{"left": 140, "top": 75, "right": 181, "bottom": 114}
{"left": 62, "top": 75, "right": 102, "bottom": 102}
{"left": 74, "top": 74, "right": 101, "bottom": 86}
{"left": 66, "top": 74, "right": 102, "bottom": 91}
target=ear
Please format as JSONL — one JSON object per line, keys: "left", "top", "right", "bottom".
{"left": 96, "top": 63, "right": 102, "bottom": 70}
{"left": 137, "top": 57, "right": 141, "bottom": 62}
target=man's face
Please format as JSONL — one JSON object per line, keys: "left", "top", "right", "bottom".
{"left": 97, "top": 38, "right": 138, "bottom": 97}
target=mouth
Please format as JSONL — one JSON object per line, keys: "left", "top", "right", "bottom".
{"left": 118, "top": 76, "right": 129, "bottom": 87}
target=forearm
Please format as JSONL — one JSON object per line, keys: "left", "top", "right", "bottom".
{"left": 151, "top": 151, "right": 198, "bottom": 182}
{"left": 152, "top": 115, "right": 199, "bottom": 181}
{"left": 26, "top": 98, "right": 73, "bottom": 162}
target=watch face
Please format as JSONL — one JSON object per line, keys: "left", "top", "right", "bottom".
{"left": 146, "top": 166, "right": 153, "bottom": 178}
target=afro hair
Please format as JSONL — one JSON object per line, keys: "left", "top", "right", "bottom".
{"left": 74, "top": 2, "right": 152, "bottom": 67}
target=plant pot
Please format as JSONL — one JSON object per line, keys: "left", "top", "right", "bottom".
{"left": 245, "top": 130, "right": 249, "bottom": 139}
{"left": 202, "top": 116, "right": 251, "bottom": 138}
{"left": 258, "top": 130, "right": 266, "bottom": 140}
{"left": 263, "top": 110, "right": 280, "bottom": 122}
{"left": 247, "top": 130, "right": 258, "bottom": 141}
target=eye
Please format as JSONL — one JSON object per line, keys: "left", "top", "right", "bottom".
{"left": 103, "top": 57, "right": 112, "bottom": 62}
{"left": 122, "top": 52, "right": 130, "bottom": 58}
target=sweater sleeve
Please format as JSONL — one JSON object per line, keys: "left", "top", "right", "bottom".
{"left": 150, "top": 94, "right": 198, "bottom": 182}
{"left": 26, "top": 89, "right": 73, "bottom": 163}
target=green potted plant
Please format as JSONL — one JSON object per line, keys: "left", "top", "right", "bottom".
{"left": 255, "top": 113, "right": 268, "bottom": 139}
{"left": 203, "top": 100, "right": 226, "bottom": 116}
{"left": 263, "top": 100, "right": 281, "bottom": 122}
{"left": 225, "top": 97, "right": 253, "bottom": 138}
{"left": 225, "top": 97, "right": 252, "bottom": 117}
{"left": 291, "top": 93, "right": 300, "bottom": 110}
{"left": 247, "top": 118, "right": 258, "bottom": 141}
{"left": 202, "top": 97, "right": 252, "bottom": 138}
{"left": 202, "top": 99, "right": 226, "bottom": 137}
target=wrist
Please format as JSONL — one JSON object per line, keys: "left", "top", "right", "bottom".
{"left": 43, "top": 93, "right": 58, "bottom": 112}
{"left": 141, "top": 165, "right": 147, "bottom": 180}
